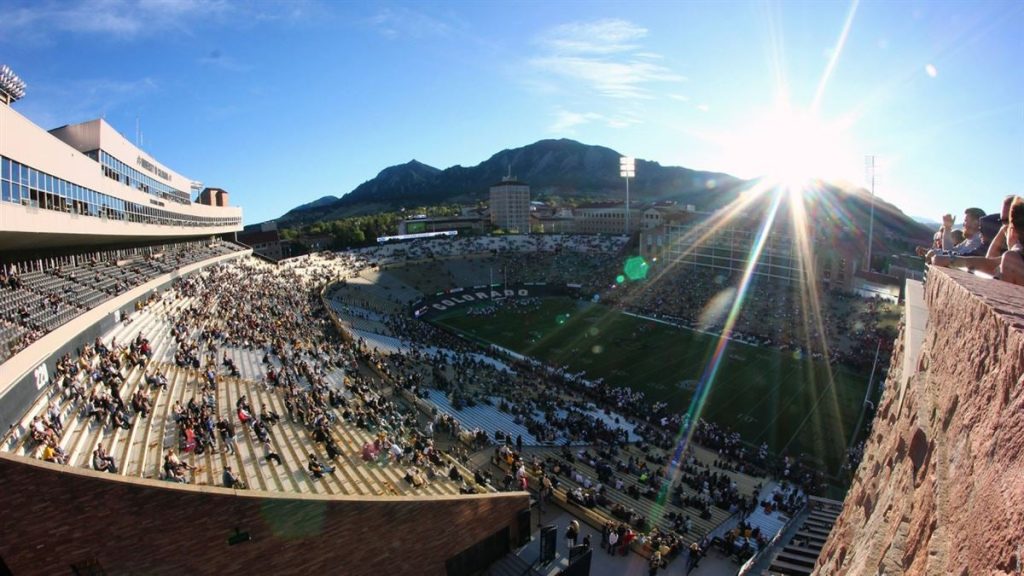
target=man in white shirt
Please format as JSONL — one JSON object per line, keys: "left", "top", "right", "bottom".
{"left": 919, "top": 207, "right": 987, "bottom": 262}
{"left": 931, "top": 197, "right": 1016, "bottom": 273}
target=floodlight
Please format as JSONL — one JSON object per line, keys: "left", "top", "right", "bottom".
{"left": 0, "top": 65, "right": 27, "bottom": 104}
{"left": 619, "top": 156, "right": 636, "bottom": 235}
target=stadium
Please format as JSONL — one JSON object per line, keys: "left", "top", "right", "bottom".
{"left": 0, "top": 71, "right": 853, "bottom": 574}
{"left": 0, "top": 56, "right": 1021, "bottom": 576}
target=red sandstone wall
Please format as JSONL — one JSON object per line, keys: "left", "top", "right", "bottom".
{"left": 815, "top": 268, "right": 1024, "bottom": 575}
{"left": 0, "top": 453, "right": 527, "bottom": 575}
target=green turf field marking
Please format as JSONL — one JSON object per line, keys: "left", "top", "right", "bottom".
{"left": 428, "top": 296, "right": 869, "bottom": 476}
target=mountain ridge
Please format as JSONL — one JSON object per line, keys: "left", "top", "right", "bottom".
{"left": 276, "top": 138, "right": 744, "bottom": 223}
{"left": 271, "top": 139, "right": 934, "bottom": 248}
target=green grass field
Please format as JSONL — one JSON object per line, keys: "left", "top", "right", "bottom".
{"left": 430, "top": 297, "right": 870, "bottom": 476}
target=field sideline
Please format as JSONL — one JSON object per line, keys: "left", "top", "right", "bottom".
{"left": 429, "top": 297, "right": 871, "bottom": 476}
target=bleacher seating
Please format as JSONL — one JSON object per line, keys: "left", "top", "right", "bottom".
{"left": 1, "top": 286, "right": 475, "bottom": 498}
{"left": 0, "top": 240, "right": 247, "bottom": 363}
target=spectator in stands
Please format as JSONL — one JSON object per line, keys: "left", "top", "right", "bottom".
{"left": 92, "top": 443, "right": 117, "bottom": 473}
{"left": 263, "top": 439, "right": 282, "bottom": 465}
{"left": 308, "top": 453, "right": 335, "bottom": 479}
{"left": 217, "top": 417, "right": 237, "bottom": 455}
{"left": 163, "top": 449, "right": 193, "bottom": 483}
{"left": 30, "top": 416, "right": 58, "bottom": 445}
{"left": 918, "top": 207, "right": 986, "bottom": 261}
{"left": 260, "top": 404, "right": 281, "bottom": 427}
{"left": 648, "top": 551, "right": 665, "bottom": 576}
{"left": 130, "top": 388, "right": 151, "bottom": 419}
{"left": 565, "top": 520, "right": 580, "bottom": 549}
{"left": 931, "top": 196, "right": 1017, "bottom": 273}
{"left": 606, "top": 527, "right": 619, "bottom": 554}
{"left": 42, "top": 439, "right": 68, "bottom": 465}
{"left": 222, "top": 465, "right": 246, "bottom": 489}
{"left": 997, "top": 198, "right": 1024, "bottom": 286}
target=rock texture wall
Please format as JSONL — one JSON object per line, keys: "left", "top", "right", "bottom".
{"left": 0, "top": 453, "right": 528, "bottom": 575}
{"left": 815, "top": 268, "right": 1024, "bottom": 575}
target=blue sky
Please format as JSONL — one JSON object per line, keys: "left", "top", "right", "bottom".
{"left": 2, "top": 0, "right": 1021, "bottom": 225}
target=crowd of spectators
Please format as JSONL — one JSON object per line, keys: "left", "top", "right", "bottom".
{"left": 0, "top": 240, "right": 244, "bottom": 363}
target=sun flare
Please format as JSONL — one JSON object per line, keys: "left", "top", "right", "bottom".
{"left": 728, "top": 107, "right": 859, "bottom": 190}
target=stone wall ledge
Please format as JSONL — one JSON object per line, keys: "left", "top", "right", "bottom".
{"left": 815, "top": 266, "right": 1024, "bottom": 575}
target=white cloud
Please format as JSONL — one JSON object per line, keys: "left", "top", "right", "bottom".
{"left": 368, "top": 7, "right": 454, "bottom": 39}
{"left": 16, "top": 77, "right": 159, "bottom": 128}
{"left": 697, "top": 104, "right": 711, "bottom": 112}
{"left": 0, "top": 0, "right": 231, "bottom": 42}
{"left": 548, "top": 109, "right": 641, "bottom": 133}
{"left": 670, "top": 94, "right": 691, "bottom": 102}
{"left": 540, "top": 19, "right": 647, "bottom": 55}
{"left": 549, "top": 110, "right": 603, "bottom": 133}
{"left": 532, "top": 56, "right": 684, "bottom": 100}
{"left": 529, "top": 18, "right": 685, "bottom": 102}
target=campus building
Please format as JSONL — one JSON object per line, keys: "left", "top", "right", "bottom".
{"left": 489, "top": 176, "right": 530, "bottom": 234}
{"left": 0, "top": 107, "right": 242, "bottom": 251}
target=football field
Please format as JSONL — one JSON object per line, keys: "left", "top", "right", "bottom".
{"left": 429, "top": 297, "right": 871, "bottom": 476}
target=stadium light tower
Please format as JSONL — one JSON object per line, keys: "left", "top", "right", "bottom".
{"left": 0, "top": 65, "right": 27, "bottom": 106}
{"left": 620, "top": 156, "right": 635, "bottom": 235}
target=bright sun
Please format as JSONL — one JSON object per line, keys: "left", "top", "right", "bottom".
{"left": 728, "top": 107, "right": 859, "bottom": 190}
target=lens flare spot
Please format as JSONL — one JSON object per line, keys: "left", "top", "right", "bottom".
{"left": 624, "top": 256, "right": 649, "bottom": 281}
{"left": 591, "top": 345, "right": 603, "bottom": 355}
{"left": 793, "top": 349, "right": 803, "bottom": 360}
{"left": 698, "top": 288, "right": 735, "bottom": 330}
{"left": 616, "top": 274, "right": 626, "bottom": 284}
{"left": 588, "top": 327, "right": 599, "bottom": 337}
{"left": 925, "top": 63, "right": 937, "bottom": 78}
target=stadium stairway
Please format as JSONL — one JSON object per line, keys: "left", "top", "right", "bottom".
{"left": 758, "top": 497, "right": 839, "bottom": 576}
{"left": 485, "top": 552, "right": 541, "bottom": 576}
{"left": 425, "top": 389, "right": 543, "bottom": 447}
{"left": 349, "top": 328, "right": 406, "bottom": 354}
{"left": 740, "top": 481, "right": 790, "bottom": 541}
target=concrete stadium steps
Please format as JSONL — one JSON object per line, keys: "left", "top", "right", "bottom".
{"left": 236, "top": 375, "right": 324, "bottom": 495}
{"left": 220, "top": 347, "right": 270, "bottom": 383}
{"left": 327, "top": 300, "right": 389, "bottom": 325}
{"left": 323, "top": 368, "right": 347, "bottom": 390}
{"left": 741, "top": 482, "right": 790, "bottom": 542}
{"left": 64, "top": 364, "right": 146, "bottom": 470}
{"left": 485, "top": 552, "right": 540, "bottom": 576}
{"left": 0, "top": 244, "right": 246, "bottom": 362}
{"left": 339, "top": 314, "right": 393, "bottom": 337}
{"left": 103, "top": 363, "right": 148, "bottom": 471}
{"left": 104, "top": 293, "right": 199, "bottom": 365}
{"left": 425, "top": 389, "right": 543, "bottom": 446}
{"left": 529, "top": 446, "right": 726, "bottom": 541}
{"left": 348, "top": 328, "right": 406, "bottom": 354}
{"left": 219, "top": 373, "right": 270, "bottom": 492}
{"left": 82, "top": 359, "right": 466, "bottom": 497}
{"left": 2, "top": 369, "right": 78, "bottom": 456}
{"left": 764, "top": 499, "right": 839, "bottom": 576}
{"left": 143, "top": 366, "right": 193, "bottom": 479}
{"left": 119, "top": 375, "right": 166, "bottom": 479}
